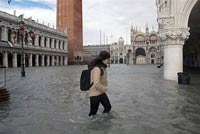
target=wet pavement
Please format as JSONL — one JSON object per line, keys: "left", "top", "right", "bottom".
{"left": 0, "top": 64, "right": 200, "bottom": 134}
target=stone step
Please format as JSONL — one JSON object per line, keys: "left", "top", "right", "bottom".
{"left": 0, "top": 97, "right": 10, "bottom": 102}
{"left": 0, "top": 88, "right": 10, "bottom": 102}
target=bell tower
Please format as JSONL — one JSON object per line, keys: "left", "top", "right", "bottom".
{"left": 57, "top": 0, "right": 83, "bottom": 64}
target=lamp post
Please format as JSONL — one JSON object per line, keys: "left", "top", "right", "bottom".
{"left": 12, "top": 21, "right": 35, "bottom": 77}
{"left": 19, "top": 21, "right": 25, "bottom": 77}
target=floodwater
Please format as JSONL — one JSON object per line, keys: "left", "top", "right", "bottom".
{"left": 0, "top": 65, "right": 200, "bottom": 134}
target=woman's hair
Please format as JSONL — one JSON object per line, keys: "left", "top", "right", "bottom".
{"left": 88, "top": 51, "right": 110, "bottom": 69}
{"left": 88, "top": 57, "right": 104, "bottom": 69}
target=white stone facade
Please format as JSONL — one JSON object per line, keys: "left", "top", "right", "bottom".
{"left": 110, "top": 37, "right": 133, "bottom": 64}
{"left": 110, "top": 26, "right": 163, "bottom": 65}
{"left": 157, "top": 0, "right": 200, "bottom": 81}
{"left": 0, "top": 11, "right": 68, "bottom": 68}
{"left": 131, "top": 25, "right": 163, "bottom": 65}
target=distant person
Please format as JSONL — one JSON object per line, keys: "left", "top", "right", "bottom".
{"left": 87, "top": 51, "right": 112, "bottom": 117}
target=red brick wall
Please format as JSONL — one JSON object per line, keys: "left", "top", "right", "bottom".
{"left": 57, "top": 0, "right": 83, "bottom": 64}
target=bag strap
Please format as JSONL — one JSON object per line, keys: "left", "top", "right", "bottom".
{"left": 98, "top": 66, "right": 104, "bottom": 76}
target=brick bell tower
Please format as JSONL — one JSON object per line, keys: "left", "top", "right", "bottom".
{"left": 57, "top": 0, "right": 83, "bottom": 64}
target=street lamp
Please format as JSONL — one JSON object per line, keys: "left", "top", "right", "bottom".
{"left": 12, "top": 20, "right": 35, "bottom": 77}
{"left": 19, "top": 21, "right": 25, "bottom": 77}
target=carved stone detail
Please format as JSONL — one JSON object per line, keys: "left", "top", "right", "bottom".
{"left": 159, "top": 28, "right": 190, "bottom": 41}
{"left": 158, "top": 17, "right": 175, "bottom": 29}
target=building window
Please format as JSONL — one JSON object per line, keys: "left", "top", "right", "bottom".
{"left": 38, "top": 36, "right": 41, "bottom": 46}
{"left": 32, "top": 36, "right": 35, "bottom": 46}
{"left": 54, "top": 39, "right": 56, "bottom": 49}
{"left": 24, "top": 32, "right": 28, "bottom": 44}
{"left": 63, "top": 41, "right": 65, "bottom": 50}
{"left": 59, "top": 40, "right": 61, "bottom": 49}
{"left": 17, "top": 31, "right": 20, "bottom": 44}
{"left": 151, "top": 53, "right": 155, "bottom": 58}
{"left": 8, "top": 29, "right": 12, "bottom": 42}
{"left": 44, "top": 37, "right": 47, "bottom": 47}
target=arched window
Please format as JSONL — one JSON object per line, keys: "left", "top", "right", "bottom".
{"left": 59, "top": 40, "right": 61, "bottom": 49}
{"left": 8, "top": 29, "right": 12, "bottom": 42}
{"left": 44, "top": 37, "right": 47, "bottom": 47}
{"left": 63, "top": 41, "right": 65, "bottom": 50}
{"left": 136, "top": 48, "right": 146, "bottom": 56}
{"left": 151, "top": 53, "right": 156, "bottom": 58}
{"left": 149, "top": 47, "right": 156, "bottom": 52}
{"left": 38, "top": 36, "right": 41, "bottom": 46}
{"left": 24, "top": 32, "right": 28, "bottom": 44}
{"left": 54, "top": 39, "right": 56, "bottom": 48}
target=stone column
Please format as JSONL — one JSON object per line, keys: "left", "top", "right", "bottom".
{"left": 35, "top": 54, "right": 39, "bottom": 67}
{"left": 13, "top": 52, "right": 17, "bottom": 68}
{"left": 60, "top": 56, "right": 63, "bottom": 66}
{"left": 46, "top": 37, "right": 50, "bottom": 48}
{"left": 56, "top": 40, "right": 59, "bottom": 49}
{"left": 29, "top": 53, "right": 32, "bottom": 67}
{"left": 52, "top": 39, "right": 54, "bottom": 49}
{"left": 2, "top": 26, "right": 8, "bottom": 41}
{"left": 3, "top": 51, "right": 8, "bottom": 67}
{"left": 41, "top": 36, "right": 44, "bottom": 48}
{"left": 64, "top": 56, "right": 68, "bottom": 66}
{"left": 41, "top": 55, "right": 45, "bottom": 67}
{"left": 57, "top": 56, "right": 59, "bottom": 66}
{"left": 47, "top": 55, "right": 50, "bottom": 66}
{"left": 64, "top": 41, "right": 67, "bottom": 51}
{"left": 159, "top": 28, "right": 190, "bottom": 81}
{"left": 52, "top": 56, "right": 55, "bottom": 66}
{"left": 34, "top": 34, "right": 39, "bottom": 47}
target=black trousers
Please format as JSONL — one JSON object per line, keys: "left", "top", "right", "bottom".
{"left": 89, "top": 93, "right": 112, "bottom": 116}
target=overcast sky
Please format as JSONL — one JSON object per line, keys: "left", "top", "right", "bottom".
{"left": 0, "top": 0, "right": 158, "bottom": 45}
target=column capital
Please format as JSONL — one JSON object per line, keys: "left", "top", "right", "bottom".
{"left": 159, "top": 28, "right": 190, "bottom": 46}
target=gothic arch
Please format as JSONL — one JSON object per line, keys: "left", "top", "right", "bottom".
{"left": 179, "top": 0, "right": 198, "bottom": 28}
{"left": 149, "top": 47, "right": 157, "bottom": 52}
{"left": 136, "top": 48, "right": 146, "bottom": 57}
{"left": 135, "top": 35, "right": 145, "bottom": 41}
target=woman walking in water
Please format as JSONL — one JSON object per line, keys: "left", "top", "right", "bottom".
{"left": 87, "top": 51, "right": 112, "bottom": 117}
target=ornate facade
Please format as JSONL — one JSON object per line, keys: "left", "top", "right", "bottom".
{"left": 0, "top": 11, "right": 68, "bottom": 68}
{"left": 157, "top": 0, "right": 200, "bottom": 81}
{"left": 110, "top": 37, "right": 133, "bottom": 64}
{"left": 107, "top": 25, "right": 163, "bottom": 65}
{"left": 131, "top": 25, "right": 163, "bottom": 64}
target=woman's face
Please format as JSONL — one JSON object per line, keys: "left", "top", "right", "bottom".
{"left": 102, "top": 58, "right": 110, "bottom": 65}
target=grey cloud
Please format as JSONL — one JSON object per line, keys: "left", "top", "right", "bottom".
{"left": 83, "top": 0, "right": 158, "bottom": 45}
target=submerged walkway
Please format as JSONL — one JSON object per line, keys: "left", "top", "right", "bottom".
{"left": 0, "top": 65, "right": 200, "bottom": 134}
